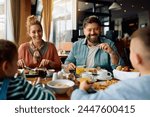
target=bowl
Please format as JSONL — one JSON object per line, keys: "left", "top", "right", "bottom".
{"left": 46, "top": 79, "right": 75, "bottom": 94}
{"left": 113, "top": 69, "right": 140, "bottom": 80}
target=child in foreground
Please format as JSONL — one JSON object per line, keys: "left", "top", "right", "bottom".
{"left": 71, "top": 27, "right": 150, "bottom": 100}
{"left": 0, "top": 39, "right": 55, "bottom": 100}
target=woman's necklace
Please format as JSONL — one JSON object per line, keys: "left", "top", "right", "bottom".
{"left": 30, "top": 40, "right": 45, "bottom": 64}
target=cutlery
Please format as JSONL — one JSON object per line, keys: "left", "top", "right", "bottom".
{"left": 24, "top": 66, "right": 32, "bottom": 70}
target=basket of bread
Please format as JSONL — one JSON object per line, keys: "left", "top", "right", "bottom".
{"left": 113, "top": 66, "right": 140, "bottom": 80}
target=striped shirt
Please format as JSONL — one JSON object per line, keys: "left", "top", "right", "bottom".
{"left": 0, "top": 77, "right": 55, "bottom": 100}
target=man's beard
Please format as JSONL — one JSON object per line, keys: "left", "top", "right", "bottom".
{"left": 87, "top": 34, "right": 100, "bottom": 45}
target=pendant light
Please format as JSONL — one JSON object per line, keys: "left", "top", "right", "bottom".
{"left": 109, "top": 0, "right": 121, "bottom": 10}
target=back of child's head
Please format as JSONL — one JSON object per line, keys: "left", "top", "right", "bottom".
{"left": 0, "top": 39, "right": 17, "bottom": 63}
{"left": 131, "top": 27, "right": 150, "bottom": 52}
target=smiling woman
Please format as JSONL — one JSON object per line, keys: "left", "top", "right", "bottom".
{"left": 18, "top": 15, "right": 61, "bottom": 70}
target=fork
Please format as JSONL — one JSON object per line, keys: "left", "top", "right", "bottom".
{"left": 24, "top": 65, "right": 32, "bottom": 70}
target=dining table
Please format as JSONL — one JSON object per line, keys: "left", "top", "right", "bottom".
{"left": 25, "top": 68, "right": 119, "bottom": 100}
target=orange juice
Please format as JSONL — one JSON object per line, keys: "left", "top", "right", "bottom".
{"left": 76, "top": 67, "right": 85, "bottom": 75}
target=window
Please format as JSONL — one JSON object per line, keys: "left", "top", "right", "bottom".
{"left": 103, "top": 22, "right": 109, "bottom": 35}
{"left": 0, "top": 0, "right": 6, "bottom": 39}
{"left": 36, "top": 0, "right": 43, "bottom": 21}
{"left": 51, "top": 0, "right": 74, "bottom": 50}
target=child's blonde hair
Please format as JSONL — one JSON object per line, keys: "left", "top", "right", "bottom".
{"left": 131, "top": 27, "right": 150, "bottom": 52}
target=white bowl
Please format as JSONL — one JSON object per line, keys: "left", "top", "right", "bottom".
{"left": 113, "top": 69, "right": 140, "bottom": 80}
{"left": 46, "top": 79, "right": 75, "bottom": 94}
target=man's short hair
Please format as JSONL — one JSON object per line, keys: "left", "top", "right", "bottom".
{"left": 83, "top": 15, "right": 101, "bottom": 28}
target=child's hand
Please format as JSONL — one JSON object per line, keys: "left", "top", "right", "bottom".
{"left": 79, "top": 80, "right": 92, "bottom": 91}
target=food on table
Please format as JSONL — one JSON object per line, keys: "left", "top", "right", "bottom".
{"left": 51, "top": 83, "right": 69, "bottom": 88}
{"left": 121, "top": 66, "right": 130, "bottom": 71}
{"left": 29, "top": 70, "right": 37, "bottom": 75}
{"left": 93, "top": 79, "right": 118, "bottom": 90}
{"left": 116, "top": 66, "right": 138, "bottom": 72}
{"left": 24, "top": 69, "right": 38, "bottom": 75}
{"left": 85, "top": 67, "right": 102, "bottom": 75}
{"left": 68, "top": 73, "right": 76, "bottom": 81}
{"left": 116, "top": 66, "right": 122, "bottom": 71}
{"left": 85, "top": 68, "right": 97, "bottom": 74}
{"left": 24, "top": 69, "right": 29, "bottom": 74}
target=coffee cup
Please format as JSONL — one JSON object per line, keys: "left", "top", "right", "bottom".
{"left": 58, "top": 71, "right": 63, "bottom": 79}
{"left": 97, "top": 70, "right": 112, "bottom": 80}
{"left": 81, "top": 72, "right": 92, "bottom": 78}
{"left": 52, "top": 72, "right": 58, "bottom": 81}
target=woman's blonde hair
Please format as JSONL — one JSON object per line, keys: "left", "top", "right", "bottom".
{"left": 26, "top": 15, "right": 43, "bottom": 33}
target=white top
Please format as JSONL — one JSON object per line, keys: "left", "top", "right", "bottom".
{"left": 86, "top": 46, "right": 99, "bottom": 68}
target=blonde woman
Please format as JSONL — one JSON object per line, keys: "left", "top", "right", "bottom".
{"left": 18, "top": 15, "right": 61, "bottom": 70}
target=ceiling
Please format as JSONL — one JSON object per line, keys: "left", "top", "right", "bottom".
{"left": 105, "top": 0, "right": 150, "bottom": 19}
{"left": 79, "top": 0, "right": 150, "bottom": 20}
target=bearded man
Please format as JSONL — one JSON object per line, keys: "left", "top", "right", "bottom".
{"left": 65, "top": 15, "right": 124, "bottom": 72}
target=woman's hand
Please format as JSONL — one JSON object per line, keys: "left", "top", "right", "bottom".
{"left": 39, "top": 59, "right": 51, "bottom": 68}
{"left": 17, "top": 59, "right": 25, "bottom": 68}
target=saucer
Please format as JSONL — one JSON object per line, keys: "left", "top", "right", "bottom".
{"left": 95, "top": 75, "right": 112, "bottom": 80}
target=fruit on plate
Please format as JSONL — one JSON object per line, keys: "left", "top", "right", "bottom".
{"left": 116, "top": 66, "right": 138, "bottom": 72}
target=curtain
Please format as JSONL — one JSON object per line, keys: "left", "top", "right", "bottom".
{"left": 6, "top": 0, "right": 14, "bottom": 42}
{"left": 18, "top": 0, "right": 31, "bottom": 45}
{"left": 6, "top": 0, "right": 31, "bottom": 46}
{"left": 42, "top": 0, "right": 53, "bottom": 41}
{"left": 10, "top": 0, "right": 20, "bottom": 45}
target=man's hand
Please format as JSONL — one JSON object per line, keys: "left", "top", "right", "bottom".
{"left": 98, "top": 43, "right": 114, "bottom": 54}
{"left": 67, "top": 63, "right": 76, "bottom": 71}
{"left": 98, "top": 43, "right": 119, "bottom": 64}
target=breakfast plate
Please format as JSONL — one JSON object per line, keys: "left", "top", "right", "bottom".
{"left": 24, "top": 69, "right": 39, "bottom": 78}
{"left": 92, "top": 79, "right": 118, "bottom": 91}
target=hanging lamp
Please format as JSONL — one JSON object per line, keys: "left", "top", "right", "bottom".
{"left": 109, "top": 0, "right": 121, "bottom": 10}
